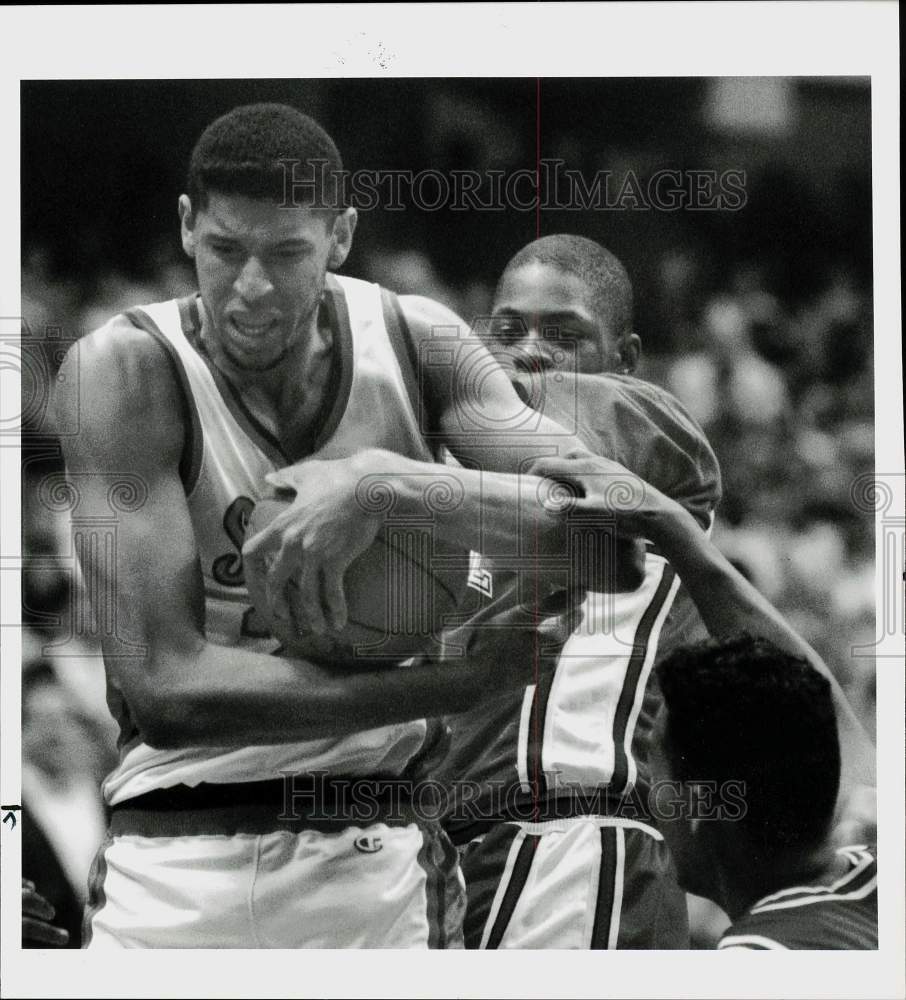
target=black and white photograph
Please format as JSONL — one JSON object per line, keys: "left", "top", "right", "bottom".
{"left": 1, "top": 4, "right": 902, "bottom": 998}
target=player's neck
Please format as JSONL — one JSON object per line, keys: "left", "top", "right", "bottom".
{"left": 197, "top": 299, "right": 328, "bottom": 403}
{"left": 720, "top": 839, "right": 843, "bottom": 920}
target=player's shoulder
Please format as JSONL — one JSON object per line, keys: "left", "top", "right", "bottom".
{"left": 596, "top": 373, "right": 711, "bottom": 444}
{"left": 329, "top": 275, "right": 463, "bottom": 337}
{"left": 578, "top": 373, "right": 722, "bottom": 512}
{"left": 55, "top": 298, "right": 187, "bottom": 448}
{"left": 72, "top": 298, "right": 182, "bottom": 385}
{"left": 718, "top": 846, "right": 878, "bottom": 950}
{"left": 395, "top": 292, "right": 464, "bottom": 335}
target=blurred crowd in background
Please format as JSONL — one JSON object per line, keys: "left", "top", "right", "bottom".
{"left": 19, "top": 77, "right": 877, "bottom": 946}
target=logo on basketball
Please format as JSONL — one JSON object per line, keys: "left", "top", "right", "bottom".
{"left": 354, "top": 835, "right": 383, "bottom": 854}
{"left": 467, "top": 550, "right": 493, "bottom": 598}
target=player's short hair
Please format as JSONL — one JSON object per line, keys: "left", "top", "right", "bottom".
{"left": 186, "top": 103, "right": 345, "bottom": 214}
{"left": 498, "top": 234, "right": 634, "bottom": 336}
{"left": 657, "top": 633, "right": 841, "bottom": 853}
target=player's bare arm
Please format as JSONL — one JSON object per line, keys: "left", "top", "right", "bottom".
{"left": 51, "top": 327, "right": 545, "bottom": 750}
{"left": 529, "top": 453, "right": 877, "bottom": 796}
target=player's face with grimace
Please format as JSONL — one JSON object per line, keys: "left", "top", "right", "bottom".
{"left": 179, "top": 191, "right": 354, "bottom": 373}
{"left": 489, "top": 261, "right": 627, "bottom": 375}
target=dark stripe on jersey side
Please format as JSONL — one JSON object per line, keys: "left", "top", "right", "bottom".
{"left": 485, "top": 834, "right": 539, "bottom": 949}
{"left": 525, "top": 662, "right": 557, "bottom": 808}
{"left": 177, "top": 293, "right": 202, "bottom": 340}
{"left": 590, "top": 826, "right": 619, "bottom": 949}
{"left": 611, "top": 564, "right": 677, "bottom": 792}
{"left": 124, "top": 307, "right": 204, "bottom": 494}
{"left": 380, "top": 286, "right": 428, "bottom": 442}
{"left": 80, "top": 832, "right": 113, "bottom": 948}
{"left": 416, "top": 826, "right": 443, "bottom": 948}
{"left": 310, "top": 277, "right": 354, "bottom": 452}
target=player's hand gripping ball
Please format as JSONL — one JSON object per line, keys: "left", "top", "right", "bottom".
{"left": 244, "top": 494, "right": 468, "bottom": 665}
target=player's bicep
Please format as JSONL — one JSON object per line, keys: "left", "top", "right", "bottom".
{"left": 53, "top": 328, "right": 206, "bottom": 720}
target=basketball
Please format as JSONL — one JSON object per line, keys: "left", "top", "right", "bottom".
{"left": 244, "top": 496, "right": 469, "bottom": 664}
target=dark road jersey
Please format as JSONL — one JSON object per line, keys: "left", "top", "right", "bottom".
{"left": 440, "top": 373, "right": 722, "bottom": 833}
{"left": 718, "top": 845, "right": 878, "bottom": 950}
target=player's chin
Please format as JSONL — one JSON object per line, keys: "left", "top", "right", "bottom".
{"left": 225, "top": 337, "right": 287, "bottom": 372}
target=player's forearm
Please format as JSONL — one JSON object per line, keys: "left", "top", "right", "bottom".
{"left": 647, "top": 504, "right": 876, "bottom": 787}
{"left": 648, "top": 505, "right": 812, "bottom": 653}
{"left": 352, "top": 448, "right": 644, "bottom": 589}
{"left": 442, "top": 412, "right": 592, "bottom": 474}
{"left": 352, "top": 448, "right": 567, "bottom": 558}
{"left": 139, "top": 639, "right": 484, "bottom": 749}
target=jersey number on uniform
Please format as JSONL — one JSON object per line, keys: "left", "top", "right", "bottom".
{"left": 212, "top": 496, "right": 271, "bottom": 639}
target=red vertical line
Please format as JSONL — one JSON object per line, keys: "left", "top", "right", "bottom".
{"left": 532, "top": 79, "right": 542, "bottom": 334}
{"left": 106, "top": 529, "right": 114, "bottom": 635}
{"left": 89, "top": 531, "right": 99, "bottom": 637}
{"left": 75, "top": 532, "right": 84, "bottom": 635}
{"left": 532, "top": 73, "right": 542, "bottom": 830}
{"left": 533, "top": 512, "right": 540, "bottom": 824}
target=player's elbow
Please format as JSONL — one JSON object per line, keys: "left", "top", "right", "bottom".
{"left": 131, "top": 645, "right": 209, "bottom": 749}
{"left": 132, "top": 691, "right": 199, "bottom": 750}
{"left": 137, "top": 714, "right": 185, "bottom": 750}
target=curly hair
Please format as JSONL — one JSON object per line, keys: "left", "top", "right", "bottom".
{"left": 497, "top": 234, "right": 634, "bottom": 336}
{"left": 657, "top": 633, "right": 841, "bottom": 852}
{"left": 186, "top": 103, "right": 344, "bottom": 213}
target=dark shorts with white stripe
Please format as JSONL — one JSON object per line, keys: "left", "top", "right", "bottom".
{"left": 454, "top": 816, "right": 689, "bottom": 949}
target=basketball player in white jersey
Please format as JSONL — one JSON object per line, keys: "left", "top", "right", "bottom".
{"left": 52, "top": 105, "right": 638, "bottom": 948}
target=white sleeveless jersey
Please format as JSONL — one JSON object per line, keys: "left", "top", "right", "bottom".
{"left": 101, "top": 274, "right": 434, "bottom": 805}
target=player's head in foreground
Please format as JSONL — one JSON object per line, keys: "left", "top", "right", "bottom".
{"left": 179, "top": 103, "right": 356, "bottom": 374}
{"left": 487, "top": 234, "right": 641, "bottom": 376}
{"left": 648, "top": 633, "right": 842, "bottom": 917}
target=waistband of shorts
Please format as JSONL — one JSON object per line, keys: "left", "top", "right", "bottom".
{"left": 109, "top": 776, "right": 424, "bottom": 837}
{"left": 443, "top": 791, "right": 652, "bottom": 846}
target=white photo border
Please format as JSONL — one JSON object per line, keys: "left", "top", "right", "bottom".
{"left": 1, "top": 3, "right": 902, "bottom": 998}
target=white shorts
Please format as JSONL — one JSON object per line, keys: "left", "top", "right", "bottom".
{"left": 457, "top": 816, "right": 688, "bottom": 949}
{"left": 83, "top": 779, "right": 465, "bottom": 949}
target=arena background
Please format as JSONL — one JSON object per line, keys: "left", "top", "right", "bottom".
{"left": 19, "top": 77, "right": 876, "bottom": 947}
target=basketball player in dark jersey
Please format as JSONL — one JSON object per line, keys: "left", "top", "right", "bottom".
{"left": 436, "top": 236, "right": 721, "bottom": 948}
